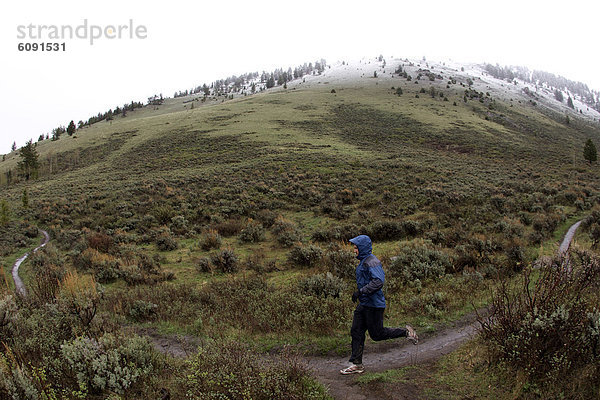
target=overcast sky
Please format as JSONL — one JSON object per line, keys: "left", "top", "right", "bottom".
{"left": 1, "top": 0, "right": 599, "bottom": 154}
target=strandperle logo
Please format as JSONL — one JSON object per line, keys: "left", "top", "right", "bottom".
{"left": 16, "top": 19, "right": 147, "bottom": 45}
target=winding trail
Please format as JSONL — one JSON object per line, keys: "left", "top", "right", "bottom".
{"left": 11, "top": 229, "right": 50, "bottom": 296}
{"left": 559, "top": 220, "right": 582, "bottom": 254}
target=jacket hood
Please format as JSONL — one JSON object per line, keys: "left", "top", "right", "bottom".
{"left": 349, "top": 235, "right": 372, "bottom": 260}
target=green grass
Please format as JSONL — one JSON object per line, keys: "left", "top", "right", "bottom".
{"left": 355, "top": 368, "right": 409, "bottom": 385}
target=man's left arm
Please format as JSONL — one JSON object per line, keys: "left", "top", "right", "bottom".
{"left": 359, "top": 263, "right": 385, "bottom": 295}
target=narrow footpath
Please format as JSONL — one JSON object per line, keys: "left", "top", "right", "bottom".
{"left": 11, "top": 229, "right": 49, "bottom": 296}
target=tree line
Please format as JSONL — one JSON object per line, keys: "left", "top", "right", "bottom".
{"left": 173, "top": 59, "right": 327, "bottom": 99}
{"left": 483, "top": 63, "right": 599, "bottom": 112}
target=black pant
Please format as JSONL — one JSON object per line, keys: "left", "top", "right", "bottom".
{"left": 349, "top": 304, "right": 407, "bottom": 365}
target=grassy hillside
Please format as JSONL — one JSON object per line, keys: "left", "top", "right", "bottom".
{"left": 1, "top": 56, "right": 600, "bottom": 399}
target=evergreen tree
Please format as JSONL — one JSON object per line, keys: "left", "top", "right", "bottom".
{"left": 67, "top": 120, "right": 76, "bottom": 136}
{"left": 554, "top": 89, "right": 564, "bottom": 102}
{"left": 584, "top": 139, "right": 597, "bottom": 164}
{"left": 17, "top": 140, "right": 40, "bottom": 180}
{"left": 11, "top": 142, "right": 16, "bottom": 152}
{"left": 567, "top": 96, "right": 575, "bottom": 109}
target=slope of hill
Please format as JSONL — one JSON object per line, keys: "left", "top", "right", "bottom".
{"left": 1, "top": 56, "right": 600, "bottom": 399}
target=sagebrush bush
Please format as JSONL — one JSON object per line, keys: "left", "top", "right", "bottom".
{"left": 299, "top": 272, "right": 346, "bottom": 298}
{"left": 152, "top": 205, "right": 175, "bottom": 225}
{"left": 289, "top": 244, "right": 323, "bottom": 268}
{"left": 243, "top": 248, "right": 276, "bottom": 274}
{"left": 389, "top": 244, "right": 450, "bottom": 284}
{"left": 238, "top": 218, "right": 265, "bottom": 243}
{"left": 479, "top": 250, "right": 600, "bottom": 397}
{"left": 367, "top": 220, "right": 405, "bottom": 241}
{"left": 325, "top": 244, "right": 356, "bottom": 280}
{"left": 194, "top": 276, "right": 349, "bottom": 335}
{"left": 409, "top": 291, "right": 449, "bottom": 319}
{"left": 214, "top": 218, "right": 245, "bottom": 237}
{"left": 170, "top": 215, "right": 190, "bottom": 236}
{"left": 195, "top": 256, "right": 213, "bottom": 273}
{"left": 272, "top": 216, "right": 301, "bottom": 247}
{"left": 181, "top": 341, "right": 328, "bottom": 400}
{"left": 28, "top": 245, "right": 65, "bottom": 303}
{"left": 61, "top": 333, "right": 157, "bottom": 395}
{"left": 87, "top": 231, "right": 113, "bottom": 252}
{"left": 128, "top": 300, "right": 158, "bottom": 322}
{"left": 57, "top": 271, "right": 101, "bottom": 331}
{"left": 199, "top": 229, "right": 222, "bottom": 250}
{"left": 0, "top": 348, "right": 53, "bottom": 400}
{"left": 0, "top": 295, "right": 17, "bottom": 333}
{"left": 156, "top": 230, "right": 178, "bottom": 251}
{"left": 256, "top": 209, "right": 277, "bottom": 228}
{"left": 74, "top": 247, "right": 120, "bottom": 283}
{"left": 211, "top": 248, "right": 239, "bottom": 273}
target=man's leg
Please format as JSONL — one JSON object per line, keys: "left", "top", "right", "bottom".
{"left": 349, "top": 304, "right": 367, "bottom": 364}
{"left": 365, "top": 307, "right": 407, "bottom": 341}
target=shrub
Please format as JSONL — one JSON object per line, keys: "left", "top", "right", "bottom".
{"left": 367, "top": 220, "right": 404, "bottom": 240}
{"left": 389, "top": 244, "right": 450, "bottom": 284}
{"left": 128, "top": 300, "right": 158, "bottom": 322}
{"left": 409, "top": 291, "right": 449, "bottom": 319}
{"left": 181, "top": 341, "right": 328, "bottom": 400}
{"left": 238, "top": 219, "right": 265, "bottom": 243}
{"left": 156, "top": 231, "right": 178, "bottom": 251}
{"left": 299, "top": 272, "right": 346, "bottom": 298}
{"left": 479, "top": 251, "right": 600, "bottom": 397}
{"left": 325, "top": 244, "right": 356, "bottom": 280}
{"left": 367, "top": 220, "right": 422, "bottom": 241}
{"left": 152, "top": 205, "right": 175, "bottom": 225}
{"left": 256, "top": 209, "right": 277, "bottom": 228}
{"left": 199, "top": 229, "right": 222, "bottom": 250}
{"left": 57, "top": 271, "right": 101, "bottom": 331}
{"left": 0, "top": 349, "right": 58, "bottom": 400}
{"left": 271, "top": 216, "right": 301, "bottom": 247}
{"left": 0, "top": 295, "right": 17, "bottom": 332}
{"left": 28, "top": 245, "right": 66, "bottom": 303}
{"left": 211, "top": 248, "right": 239, "bottom": 273}
{"left": 73, "top": 248, "right": 120, "bottom": 283}
{"left": 195, "top": 256, "right": 213, "bottom": 273}
{"left": 243, "top": 249, "right": 276, "bottom": 274}
{"left": 61, "top": 333, "right": 157, "bottom": 395}
{"left": 87, "top": 232, "right": 113, "bottom": 253}
{"left": 169, "top": 215, "right": 190, "bottom": 236}
{"left": 214, "top": 218, "right": 245, "bottom": 237}
{"left": 312, "top": 224, "right": 364, "bottom": 243}
{"left": 289, "top": 244, "right": 323, "bottom": 268}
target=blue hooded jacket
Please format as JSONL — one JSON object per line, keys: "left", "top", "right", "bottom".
{"left": 349, "top": 235, "right": 386, "bottom": 308}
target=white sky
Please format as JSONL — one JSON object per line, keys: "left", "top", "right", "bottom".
{"left": 1, "top": 0, "right": 599, "bottom": 154}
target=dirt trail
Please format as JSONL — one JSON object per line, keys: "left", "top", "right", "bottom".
{"left": 11, "top": 229, "right": 49, "bottom": 296}
{"left": 307, "top": 313, "right": 479, "bottom": 400}
{"left": 559, "top": 220, "right": 581, "bottom": 254}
